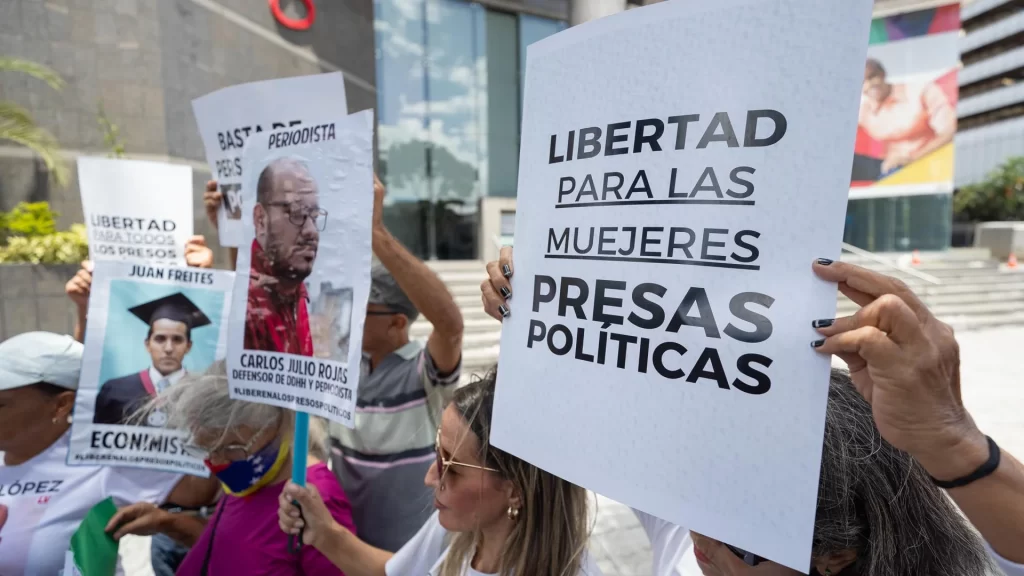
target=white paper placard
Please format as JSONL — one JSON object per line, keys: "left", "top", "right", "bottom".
{"left": 68, "top": 260, "right": 235, "bottom": 476}
{"left": 490, "top": 0, "right": 873, "bottom": 570}
{"left": 77, "top": 158, "right": 193, "bottom": 265}
{"left": 225, "top": 111, "right": 374, "bottom": 427}
{"left": 192, "top": 72, "right": 349, "bottom": 247}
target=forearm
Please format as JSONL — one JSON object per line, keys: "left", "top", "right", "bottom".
{"left": 914, "top": 428, "right": 1024, "bottom": 562}
{"left": 314, "top": 521, "right": 392, "bottom": 576}
{"left": 73, "top": 309, "right": 86, "bottom": 343}
{"left": 916, "top": 130, "right": 953, "bottom": 160}
{"left": 372, "top": 227, "right": 463, "bottom": 339}
{"left": 161, "top": 514, "right": 208, "bottom": 548}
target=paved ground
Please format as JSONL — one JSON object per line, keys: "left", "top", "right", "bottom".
{"left": 121, "top": 327, "right": 1024, "bottom": 575}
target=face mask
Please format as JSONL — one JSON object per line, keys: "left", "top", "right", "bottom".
{"left": 205, "top": 436, "right": 291, "bottom": 497}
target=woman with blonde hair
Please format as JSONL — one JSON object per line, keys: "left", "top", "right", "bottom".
{"left": 278, "top": 371, "right": 601, "bottom": 576}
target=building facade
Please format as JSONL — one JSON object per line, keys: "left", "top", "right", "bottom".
{"left": 0, "top": 0, "right": 376, "bottom": 266}
{"left": 955, "top": 0, "right": 1024, "bottom": 187}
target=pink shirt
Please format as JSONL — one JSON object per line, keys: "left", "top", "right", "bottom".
{"left": 177, "top": 463, "right": 354, "bottom": 575}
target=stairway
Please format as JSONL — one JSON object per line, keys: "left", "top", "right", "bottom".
{"left": 421, "top": 249, "right": 1024, "bottom": 380}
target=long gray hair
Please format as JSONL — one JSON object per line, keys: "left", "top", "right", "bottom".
{"left": 814, "top": 369, "right": 990, "bottom": 575}
{"left": 138, "top": 360, "right": 327, "bottom": 460}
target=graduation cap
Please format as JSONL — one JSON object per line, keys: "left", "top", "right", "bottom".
{"left": 129, "top": 292, "right": 212, "bottom": 331}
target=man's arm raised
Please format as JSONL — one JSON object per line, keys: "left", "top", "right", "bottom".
{"left": 370, "top": 175, "right": 463, "bottom": 373}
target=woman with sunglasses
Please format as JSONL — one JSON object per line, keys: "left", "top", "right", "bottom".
{"left": 278, "top": 372, "right": 601, "bottom": 576}
{"left": 481, "top": 248, "right": 1015, "bottom": 576}
{"left": 114, "top": 361, "right": 356, "bottom": 575}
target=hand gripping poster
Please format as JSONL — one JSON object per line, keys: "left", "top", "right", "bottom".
{"left": 77, "top": 157, "right": 194, "bottom": 266}
{"left": 490, "top": 0, "right": 873, "bottom": 570}
{"left": 192, "top": 72, "right": 348, "bottom": 248}
{"left": 68, "top": 260, "right": 234, "bottom": 476}
{"left": 225, "top": 110, "right": 374, "bottom": 427}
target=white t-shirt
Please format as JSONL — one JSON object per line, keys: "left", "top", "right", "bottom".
{"left": 633, "top": 509, "right": 701, "bottom": 576}
{"left": 0, "top": 432, "right": 181, "bottom": 576}
{"left": 385, "top": 511, "right": 604, "bottom": 576}
{"left": 635, "top": 508, "right": 1024, "bottom": 576}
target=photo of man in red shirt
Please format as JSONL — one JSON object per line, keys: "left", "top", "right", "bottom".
{"left": 244, "top": 157, "right": 326, "bottom": 356}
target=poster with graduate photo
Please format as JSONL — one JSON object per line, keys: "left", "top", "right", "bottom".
{"left": 68, "top": 261, "right": 234, "bottom": 476}
{"left": 225, "top": 110, "right": 374, "bottom": 428}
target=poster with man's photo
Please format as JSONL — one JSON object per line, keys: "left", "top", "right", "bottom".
{"left": 68, "top": 261, "right": 234, "bottom": 476}
{"left": 78, "top": 157, "right": 194, "bottom": 265}
{"left": 225, "top": 110, "right": 374, "bottom": 428}
{"left": 192, "top": 72, "right": 348, "bottom": 248}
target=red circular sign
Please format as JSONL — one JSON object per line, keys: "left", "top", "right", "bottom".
{"left": 269, "top": 0, "right": 315, "bottom": 31}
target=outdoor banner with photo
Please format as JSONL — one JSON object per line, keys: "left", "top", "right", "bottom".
{"left": 850, "top": 4, "right": 960, "bottom": 199}
{"left": 67, "top": 260, "right": 234, "bottom": 476}
{"left": 192, "top": 72, "right": 349, "bottom": 248}
{"left": 225, "top": 110, "right": 374, "bottom": 428}
{"left": 78, "top": 157, "right": 194, "bottom": 265}
{"left": 490, "top": 0, "right": 873, "bottom": 570}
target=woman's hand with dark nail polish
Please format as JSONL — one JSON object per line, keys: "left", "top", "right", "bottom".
{"left": 812, "top": 319, "right": 835, "bottom": 329}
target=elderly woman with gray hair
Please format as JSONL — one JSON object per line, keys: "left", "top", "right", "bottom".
{"left": 110, "top": 362, "right": 356, "bottom": 575}
{"left": 481, "top": 250, "right": 1024, "bottom": 576}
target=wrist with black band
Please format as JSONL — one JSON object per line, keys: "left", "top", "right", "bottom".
{"left": 929, "top": 435, "right": 1001, "bottom": 489}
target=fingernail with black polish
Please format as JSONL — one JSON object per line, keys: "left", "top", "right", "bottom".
{"left": 811, "top": 319, "right": 834, "bottom": 329}
{"left": 502, "top": 264, "right": 512, "bottom": 278}
{"left": 810, "top": 339, "right": 825, "bottom": 348}
{"left": 498, "top": 305, "right": 510, "bottom": 318}
{"left": 499, "top": 286, "right": 512, "bottom": 300}
{"left": 816, "top": 258, "right": 834, "bottom": 266}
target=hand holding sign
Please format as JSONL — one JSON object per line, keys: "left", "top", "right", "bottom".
{"left": 65, "top": 260, "right": 94, "bottom": 313}
{"left": 810, "top": 260, "right": 982, "bottom": 479}
{"left": 279, "top": 482, "right": 335, "bottom": 549}
{"left": 482, "top": 246, "right": 514, "bottom": 321}
{"left": 184, "top": 236, "right": 214, "bottom": 269}
{"left": 203, "top": 180, "right": 221, "bottom": 229}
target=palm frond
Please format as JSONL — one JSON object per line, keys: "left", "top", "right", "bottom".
{"left": 0, "top": 102, "right": 69, "bottom": 186}
{"left": 0, "top": 57, "right": 64, "bottom": 91}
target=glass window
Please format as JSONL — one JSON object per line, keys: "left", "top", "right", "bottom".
{"left": 374, "top": 0, "right": 430, "bottom": 257}
{"left": 486, "top": 11, "right": 520, "bottom": 198}
{"left": 843, "top": 194, "right": 952, "bottom": 252}
{"left": 518, "top": 14, "right": 567, "bottom": 115}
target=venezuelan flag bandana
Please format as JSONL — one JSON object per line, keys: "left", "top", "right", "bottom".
{"left": 206, "top": 436, "right": 291, "bottom": 497}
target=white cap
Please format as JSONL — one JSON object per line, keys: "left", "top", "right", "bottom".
{"left": 0, "top": 332, "right": 83, "bottom": 391}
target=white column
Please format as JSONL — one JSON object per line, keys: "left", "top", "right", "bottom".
{"left": 569, "top": 0, "right": 628, "bottom": 25}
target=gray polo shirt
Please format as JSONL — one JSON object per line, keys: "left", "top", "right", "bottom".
{"left": 329, "top": 340, "right": 460, "bottom": 552}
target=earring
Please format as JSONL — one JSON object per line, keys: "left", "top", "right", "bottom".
{"left": 824, "top": 570, "right": 832, "bottom": 576}
{"left": 52, "top": 417, "right": 58, "bottom": 424}
{"left": 506, "top": 506, "right": 520, "bottom": 520}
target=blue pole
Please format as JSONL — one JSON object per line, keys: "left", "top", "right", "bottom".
{"left": 289, "top": 411, "right": 310, "bottom": 553}
{"left": 292, "top": 412, "right": 309, "bottom": 487}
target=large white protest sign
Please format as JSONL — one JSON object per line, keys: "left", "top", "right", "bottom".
{"left": 192, "top": 73, "right": 348, "bottom": 247}
{"left": 225, "top": 110, "right": 374, "bottom": 427}
{"left": 68, "top": 260, "right": 234, "bottom": 476}
{"left": 78, "top": 158, "right": 193, "bottom": 266}
{"left": 490, "top": 0, "right": 873, "bottom": 570}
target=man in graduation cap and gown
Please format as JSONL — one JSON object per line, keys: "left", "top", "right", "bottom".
{"left": 93, "top": 292, "right": 211, "bottom": 426}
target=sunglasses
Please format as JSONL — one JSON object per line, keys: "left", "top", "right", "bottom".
{"left": 434, "top": 428, "right": 499, "bottom": 481}
{"left": 725, "top": 543, "right": 766, "bottom": 566}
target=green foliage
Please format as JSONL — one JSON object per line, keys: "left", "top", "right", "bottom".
{"left": 97, "top": 103, "right": 126, "bottom": 158}
{"left": 0, "top": 201, "right": 59, "bottom": 237}
{"left": 0, "top": 202, "right": 88, "bottom": 264}
{"left": 0, "top": 57, "right": 68, "bottom": 186}
{"left": 954, "top": 157, "right": 1024, "bottom": 222}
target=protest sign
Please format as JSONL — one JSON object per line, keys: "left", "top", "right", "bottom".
{"left": 489, "top": 0, "right": 873, "bottom": 570}
{"left": 77, "top": 158, "right": 193, "bottom": 265}
{"left": 68, "top": 260, "right": 234, "bottom": 476}
{"left": 192, "top": 72, "right": 348, "bottom": 247}
{"left": 225, "top": 110, "right": 374, "bottom": 427}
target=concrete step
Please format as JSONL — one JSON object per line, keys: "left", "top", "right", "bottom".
{"left": 410, "top": 316, "right": 498, "bottom": 339}
{"left": 426, "top": 260, "right": 485, "bottom": 272}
